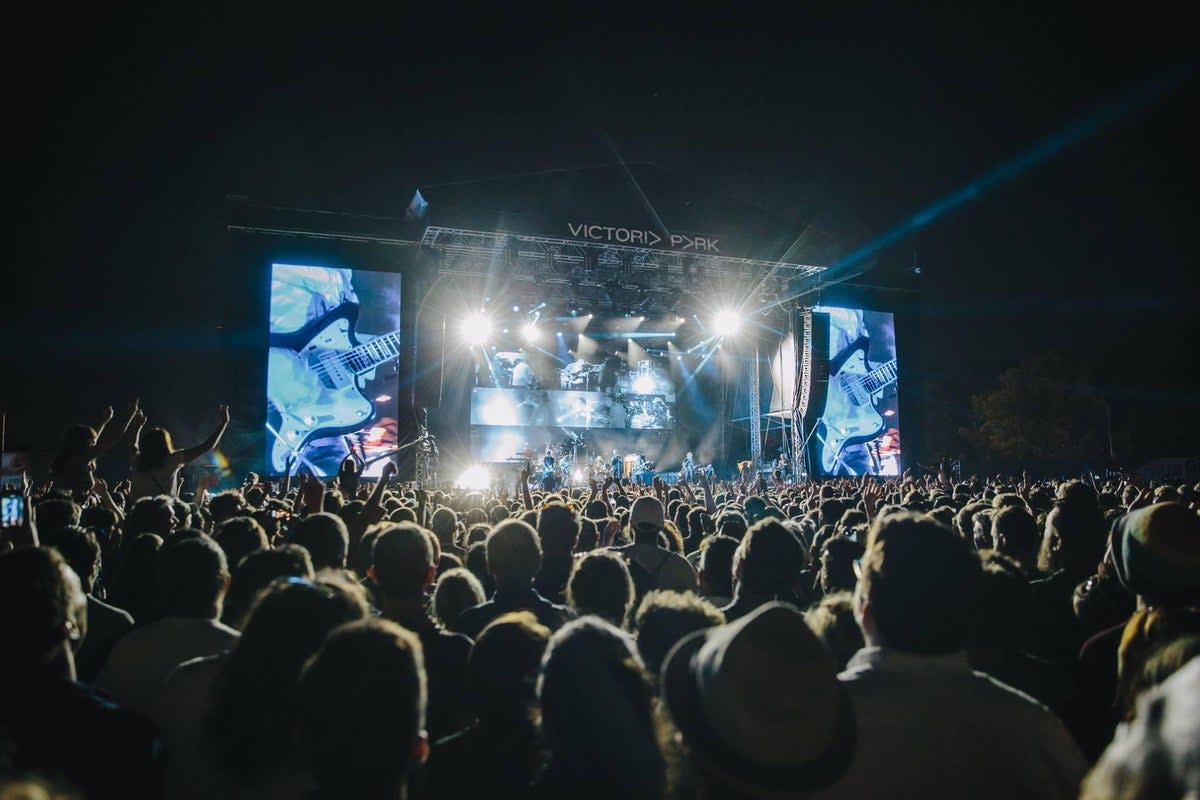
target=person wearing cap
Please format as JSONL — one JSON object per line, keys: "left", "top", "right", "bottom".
{"left": 616, "top": 495, "right": 698, "bottom": 594}
{"left": 813, "top": 512, "right": 1085, "bottom": 800}
{"left": 662, "top": 601, "right": 856, "bottom": 798}
{"left": 1075, "top": 501, "right": 1200, "bottom": 759}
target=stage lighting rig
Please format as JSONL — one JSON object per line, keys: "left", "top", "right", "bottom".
{"left": 460, "top": 312, "right": 493, "bottom": 345}
{"left": 713, "top": 309, "right": 742, "bottom": 337}
{"left": 456, "top": 465, "right": 490, "bottom": 491}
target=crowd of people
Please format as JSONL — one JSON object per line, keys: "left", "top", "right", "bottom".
{"left": 2, "top": 402, "right": 1199, "bottom": 799}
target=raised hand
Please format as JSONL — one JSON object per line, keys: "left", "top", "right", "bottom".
{"left": 338, "top": 456, "right": 361, "bottom": 495}
{"left": 862, "top": 479, "right": 882, "bottom": 518}
{"left": 1130, "top": 487, "right": 1149, "bottom": 510}
{"left": 382, "top": 460, "right": 398, "bottom": 481}
{"left": 216, "top": 404, "right": 231, "bottom": 425}
{"left": 1018, "top": 470, "right": 1031, "bottom": 501}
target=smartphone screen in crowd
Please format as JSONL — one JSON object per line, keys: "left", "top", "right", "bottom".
{"left": 2, "top": 495, "right": 28, "bottom": 528}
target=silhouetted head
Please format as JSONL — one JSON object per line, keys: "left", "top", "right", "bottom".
{"left": 136, "top": 428, "right": 175, "bottom": 472}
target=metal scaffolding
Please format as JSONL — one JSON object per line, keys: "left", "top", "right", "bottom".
{"left": 418, "top": 226, "right": 825, "bottom": 316}
{"left": 749, "top": 346, "right": 762, "bottom": 467}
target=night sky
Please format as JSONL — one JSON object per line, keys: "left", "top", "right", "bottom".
{"left": 6, "top": 4, "right": 1196, "bottom": 467}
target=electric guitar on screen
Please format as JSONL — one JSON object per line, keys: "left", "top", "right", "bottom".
{"left": 267, "top": 302, "right": 402, "bottom": 473}
{"left": 817, "top": 336, "right": 898, "bottom": 473}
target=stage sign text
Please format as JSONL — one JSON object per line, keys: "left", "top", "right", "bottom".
{"left": 567, "top": 223, "right": 720, "bottom": 253}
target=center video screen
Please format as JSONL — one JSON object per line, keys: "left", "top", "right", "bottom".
{"left": 469, "top": 334, "right": 676, "bottom": 432}
{"left": 265, "top": 263, "right": 402, "bottom": 477}
{"left": 812, "top": 305, "right": 901, "bottom": 477}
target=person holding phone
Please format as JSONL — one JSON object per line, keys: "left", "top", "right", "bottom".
{"left": 1, "top": 471, "right": 36, "bottom": 551}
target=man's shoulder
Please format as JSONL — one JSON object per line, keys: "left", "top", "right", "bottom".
{"left": 456, "top": 599, "right": 495, "bottom": 621}
{"left": 532, "top": 594, "right": 577, "bottom": 627}
{"left": 664, "top": 550, "right": 696, "bottom": 570}
{"left": 88, "top": 596, "right": 135, "bottom": 627}
{"left": 104, "top": 618, "right": 159, "bottom": 658}
{"left": 167, "top": 618, "right": 240, "bottom": 650}
{"left": 426, "top": 627, "right": 474, "bottom": 654}
{"left": 533, "top": 591, "right": 574, "bottom": 614}
{"left": 453, "top": 600, "right": 497, "bottom": 636}
{"left": 967, "top": 668, "right": 1063, "bottom": 716}
{"left": 118, "top": 617, "right": 238, "bottom": 654}
{"left": 164, "top": 653, "right": 224, "bottom": 690}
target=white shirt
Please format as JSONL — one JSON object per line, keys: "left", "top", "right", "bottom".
{"left": 813, "top": 647, "right": 1086, "bottom": 800}
{"left": 95, "top": 617, "right": 239, "bottom": 717}
{"left": 620, "top": 542, "right": 698, "bottom": 594}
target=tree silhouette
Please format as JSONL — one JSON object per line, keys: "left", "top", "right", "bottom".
{"left": 960, "top": 351, "right": 1109, "bottom": 468}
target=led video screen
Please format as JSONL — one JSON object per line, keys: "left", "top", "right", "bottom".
{"left": 812, "top": 306, "right": 901, "bottom": 477}
{"left": 265, "top": 263, "right": 401, "bottom": 477}
{"left": 470, "top": 350, "right": 674, "bottom": 431}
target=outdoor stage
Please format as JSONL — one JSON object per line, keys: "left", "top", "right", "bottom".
{"left": 225, "top": 164, "right": 920, "bottom": 486}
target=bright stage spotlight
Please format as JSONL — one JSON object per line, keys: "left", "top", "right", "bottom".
{"left": 480, "top": 394, "right": 518, "bottom": 425}
{"left": 455, "top": 464, "right": 490, "bottom": 491}
{"left": 713, "top": 309, "right": 742, "bottom": 337}
{"left": 460, "top": 312, "right": 493, "bottom": 345}
{"left": 632, "top": 374, "right": 656, "bottom": 395}
{"left": 522, "top": 323, "right": 540, "bottom": 342}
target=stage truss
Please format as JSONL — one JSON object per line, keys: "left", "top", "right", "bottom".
{"left": 418, "top": 226, "right": 825, "bottom": 317}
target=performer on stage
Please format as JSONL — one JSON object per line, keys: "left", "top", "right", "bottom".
{"left": 538, "top": 445, "right": 560, "bottom": 490}
{"left": 561, "top": 356, "right": 594, "bottom": 390}
{"left": 682, "top": 451, "right": 695, "bottom": 483}
{"left": 611, "top": 449, "right": 623, "bottom": 480}
{"left": 635, "top": 453, "right": 649, "bottom": 485}
{"left": 511, "top": 355, "right": 537, "bottom": 388}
